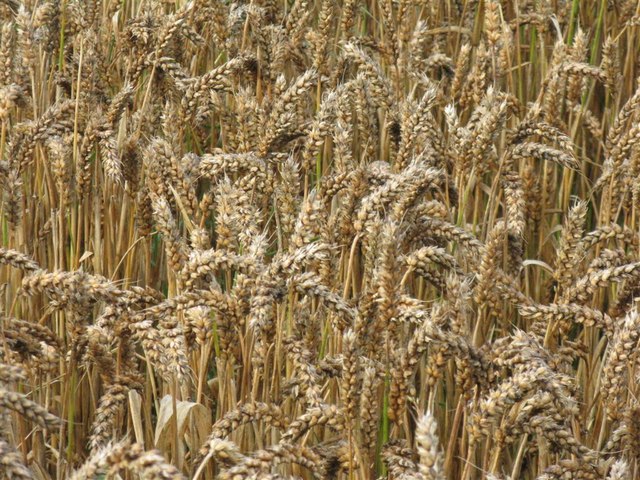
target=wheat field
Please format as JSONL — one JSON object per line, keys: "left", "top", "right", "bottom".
{"left": 1, "top": 0, "right": 640, "bottom": 479}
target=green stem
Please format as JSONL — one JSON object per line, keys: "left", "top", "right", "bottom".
{"left": 567, "top": 0, "right": 580, "bottom": 45}
{"left": 376, "top": 373, "right": 390, "bottom": 475}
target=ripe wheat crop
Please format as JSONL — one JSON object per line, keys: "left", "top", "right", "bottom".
{"left": 2, "top": 0, "right": 640, "bottom": 479}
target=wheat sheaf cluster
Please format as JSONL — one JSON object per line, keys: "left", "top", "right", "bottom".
{"left": 1, "top": 0, "right": 640, "bottom": 479}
